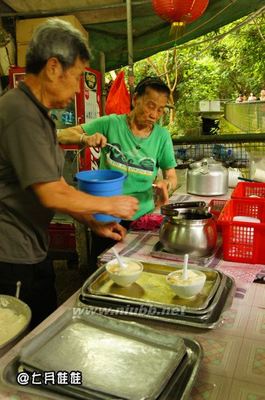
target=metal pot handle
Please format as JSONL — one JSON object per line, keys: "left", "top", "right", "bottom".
{"left": 199, "top": 160, "right": 209, "bottom": 175}
{"left": 161, "top": 201, "right": 206, "bottom": 216}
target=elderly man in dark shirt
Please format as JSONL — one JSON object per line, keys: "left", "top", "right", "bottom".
{"left": 0, "top": 19, "right": 138, "bottom": 327}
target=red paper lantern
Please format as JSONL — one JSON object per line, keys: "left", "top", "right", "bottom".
{"left": 152, "top": 0, "right": 209, "bottom": 37}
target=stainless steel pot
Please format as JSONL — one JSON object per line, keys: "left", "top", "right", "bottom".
{"left": 187, "top": 157, "right": 228, "bottom": 196}
{"left": 159, "top": 203, "right": 217, "bottom": 257}
{"left": 0, "top": 295, "right": 31, "bottom": 357}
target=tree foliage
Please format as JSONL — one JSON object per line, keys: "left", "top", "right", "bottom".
{"left": 125, "top": 12, "right": 265, "bottom": 136}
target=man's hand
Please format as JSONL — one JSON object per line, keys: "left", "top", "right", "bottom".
{"left": 108, "top": 196, "right": 139, "bottom": 220}
{"left": 82, "top": 132, "right": 107, "bottom": 148}
{"left": 153, "top": 181, "right": 169, "bottom": 208}
{"left": 32, "top": 178, "right": 138, "bottom": 220}
{"left": 89, "top": 220, "right": 127, "bottom": 241}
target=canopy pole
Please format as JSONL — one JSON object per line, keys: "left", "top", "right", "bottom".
{"left": 99, "top": 51, "right": 106, "bottom": 115}
{"left": 126, "top": 0, "right": 134, "bottom": 99}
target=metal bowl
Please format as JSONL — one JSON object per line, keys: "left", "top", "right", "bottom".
{"left": 0, "top": 295, "right": 31, "bottom": 356}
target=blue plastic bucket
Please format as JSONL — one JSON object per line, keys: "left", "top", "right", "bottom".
{"left": 75, "top": 170, "right": 126, "bottom": 222}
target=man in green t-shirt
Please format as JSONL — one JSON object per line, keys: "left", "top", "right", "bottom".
{"left": 58, "top": 77, "right": 177, "bottom": 270}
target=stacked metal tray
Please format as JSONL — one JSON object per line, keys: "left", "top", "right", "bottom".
{"left": 2, "top": 310, "right": 202, "bottom": 400}
{"left": 79, "top": 262, "right": 235, "bottom": 329}
{"left": 150, "top": 240, "right": 221, "bottom": 266}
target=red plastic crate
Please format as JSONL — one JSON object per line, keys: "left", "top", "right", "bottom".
{"left": 232, "top": 182, "right": 265, "bottom": 200}
{"left": 48, "top": 223, "right": 76, "bottom": 251}
{"left": 208, "top": 199, "right": 227, "bottom": 218}
{"left": 218, "top": 198, "right": 265, "bottom": 264}
{"left": 208, "top": 199, "right": 227, "bottom": 232}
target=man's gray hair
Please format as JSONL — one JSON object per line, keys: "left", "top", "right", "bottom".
{"left": 26, "top": 18, "right": 91, "bottom": 74}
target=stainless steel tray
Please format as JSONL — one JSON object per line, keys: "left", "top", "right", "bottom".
{"left": 150, "top": 240, "right": 222, "bottom": 267}
{"left": 83, "top": 263, "right": 222, "bottom": 315}
{"left": 79, "top": 274, "right": 235, "bottom": 330}
{"left": 2, "top": 314, "right": 202, "bottom": 400}
{"left": 19, "top": 311, "right": 187, "bottom": 399}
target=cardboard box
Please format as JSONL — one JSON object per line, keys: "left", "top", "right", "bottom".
{"left": 17, "top": 42, "right": 28, "bottom": 67}
{"left": 0, "top": 39, "right": 16, "bottom": 74}
{"left": 16, "top": 15, "right": 88, "bottom": 67}
{"left": 16, "top": 15, "right": 88, "bottom": 43}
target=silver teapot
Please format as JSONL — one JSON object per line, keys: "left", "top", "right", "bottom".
{"left": 187, "top": 157, "right": 228, "bottom": 196}
{"left": 159, "top": 202, "right": 217, "bottom": 257}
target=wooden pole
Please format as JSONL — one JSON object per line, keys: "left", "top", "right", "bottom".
{"left": 126, "top": 0, "right": 134, "bottom": 101}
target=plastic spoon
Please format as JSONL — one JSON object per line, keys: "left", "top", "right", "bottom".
{"left": 182, "top": 254, "right": 189, "bottom": 280}
{"left": 15, "top": 281, "right": 21, "bottom": 299}
{"left": 112, "top": 247, "right": 127, "bottom": 269}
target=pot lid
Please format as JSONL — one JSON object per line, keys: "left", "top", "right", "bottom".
{"left": 161, "top": 201, "right": 206, "bottom": 217}
{"left": 189, "top": 157, "right": 223, "bottom": 169}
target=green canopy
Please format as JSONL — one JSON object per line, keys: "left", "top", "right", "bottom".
{"left": 0, "top": 0, "right": 264, "bottom": 71}
{"left": 85, "top": 0, "right": 265, "bottom": 71}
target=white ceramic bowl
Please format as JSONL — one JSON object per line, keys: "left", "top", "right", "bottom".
{"left": 166, "top": 269, "right": 206, "bottom": 299}
{"left": 106, "top": 257, "right": 143, "bottom": 287}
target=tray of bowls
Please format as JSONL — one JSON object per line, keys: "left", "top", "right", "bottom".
{"left": 79, "top": 258, "right": 235, "bottom": 329}
{"left": 2, "top": 310, "right": 202, "bottom": 400}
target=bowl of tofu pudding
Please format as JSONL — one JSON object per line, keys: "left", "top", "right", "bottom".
{"left": 106, "top": 257, "right": 143, "bottom": 287}
{"left": 166, "top": 269, "right": 206, "bottom": 299}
